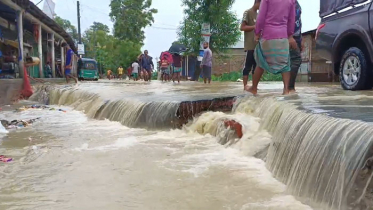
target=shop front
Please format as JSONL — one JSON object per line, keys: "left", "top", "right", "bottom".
{"left": 0, "top": 0, "right": 76, "bottom": 79}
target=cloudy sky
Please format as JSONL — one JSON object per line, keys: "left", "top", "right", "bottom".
{"left": 31, "top": 0, "right": 320, "bottom": 59}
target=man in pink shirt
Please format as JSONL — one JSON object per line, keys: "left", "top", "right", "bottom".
{"left": 246, "top": 0, "right": 297, "bottom": 95}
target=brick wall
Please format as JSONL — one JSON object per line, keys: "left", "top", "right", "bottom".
{"left": 212, "top": 49, "right": 246, "bottom": 75}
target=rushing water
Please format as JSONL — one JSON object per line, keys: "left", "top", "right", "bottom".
{"left": 1, "top": 81, "right": 373, "bottom": 210}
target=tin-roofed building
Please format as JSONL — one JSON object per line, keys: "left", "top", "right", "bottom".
{"left": 0, "top": 0, "right": 76, "bottom": 78}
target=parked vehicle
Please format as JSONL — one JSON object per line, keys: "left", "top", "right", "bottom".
{"left": 78, "top": 58, "right": 99, "bottom": 81}
{"left": 316, "top": 0, "right": 373, "bottom": 90}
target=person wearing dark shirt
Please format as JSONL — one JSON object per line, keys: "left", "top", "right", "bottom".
{"left": 172, "top": 54, "right": 182, "bottom": 83}
{"left": 61, "top": 42, "right": 77, "bottom": 84}
{"left": 289, "top": 0, "right": 302, "bottom": 93}
{"left": 141, "top": 50, "right": 153, "bottom": 81}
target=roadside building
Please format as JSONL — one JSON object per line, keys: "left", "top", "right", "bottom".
{"left": 0, "top": 0, "right": 76, "bottom": 79}
{"left": 212, "top": 40, "right": 246, "bottom": 76}
{"left": 301, "top": 29, "right": 337, "bottom": 82}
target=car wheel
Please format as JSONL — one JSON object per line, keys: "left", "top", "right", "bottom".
{"left": 339, "top": 47, "right": 372, "bottom": 90}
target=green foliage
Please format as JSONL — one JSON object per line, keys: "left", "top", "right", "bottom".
{"left": 109, "top": 0, "right": 158, "bottom": 44}
{"left": 55, "top": 16, "right": 79, "bottom": 43}
{"left": 55, "top": 16, "right": 142, "bottom": 76}
{"left": 211, "top": 71, "right": 283, "bottom": 82}
{"left": 82, "top": 23, "right": 141, "bottom": 73}
{"left": 211, "top": 71, "right": 241, "bottom": 82}
{"left": 151, "top": 72, "right": 158, "bottom": 80}
{"left": 178, "top": 0, "right": 241, "bottom": 55}
{"left": 90, "top": 22, "right": 110, "bottom": 33}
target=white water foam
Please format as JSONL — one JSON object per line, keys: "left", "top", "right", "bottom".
{"left": 73, "top": 137, "right": 138, "bottom": 152}
{"left": 241, "top": 195, "right": 314, "bottom": 210}
{"left": 0, "top": 123, "right": 8, "bottom": 134}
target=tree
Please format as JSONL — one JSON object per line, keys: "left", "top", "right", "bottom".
{"left": 82, "top": 22, "right": 141, "bottom": 73}
{"left": 109, "top": 0, "right": 158, "bottom": 44}
{"left": 90, "top": 22, "right": 110, "bottom": 33}
{"left": 178, "top": 0, "right": 241, "bottom": 54}
{"left": 54, "top": 16, "right": 79, "bottom": 43}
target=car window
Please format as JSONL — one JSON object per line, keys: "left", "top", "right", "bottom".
{"left": 84, "top": 62, "right": 96, "bottom": 70}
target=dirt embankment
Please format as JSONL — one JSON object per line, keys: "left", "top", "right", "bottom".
{"left": 0, "top": 79, "right": 23, "bottom": 106}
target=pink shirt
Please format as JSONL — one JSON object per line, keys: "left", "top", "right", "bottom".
{"left": 255, "top": 0, "right": 296, "bottom": 40}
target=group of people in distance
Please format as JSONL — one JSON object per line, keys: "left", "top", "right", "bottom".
{"left": 241, "top": 0, "right": 303, "bottom": 95}
{"left": 160, "top": 51, "right": 183, "bottom": 83}
{"left": 105, "top": 50, "right": 154, "bottom": 81}
{"left": 129, "top": 50, "right": 154, "bottom": 81}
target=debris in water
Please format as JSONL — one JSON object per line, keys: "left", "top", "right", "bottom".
{"left": 0, "top": 155, "right": 12, "bottom": 163}
{"left": 32, "top": 145, "right": 39, "bottom": 154}
{"left": 15, "top": 105, "right": 67, "bottom": 113}
{"left": 1, "top": 118, "right": 40, "bottom": 129}
{"left": 224, "top": 120, "right": 243, "bottom": 138}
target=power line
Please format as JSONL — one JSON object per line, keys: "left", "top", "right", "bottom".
{"left": 44, "top": 0, "right": 55, "bottom": 17}
{"left": 36, "top": 0, "right": 44, "bottom": 6}
{"left": 81, "top": 4, "right": 110, "bottom": 16}
{"left": 64, "top": 0, "right": 71, "bottom": 12}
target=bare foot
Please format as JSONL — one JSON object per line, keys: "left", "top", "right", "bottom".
{"left": 289, "top": 89, "right": 296, "bottom": 94}
{"left": 245, "top": 86, "right": 257, "bottom": 95}
{"left": 283, "top": 89, "right": 290, "bottom": 95}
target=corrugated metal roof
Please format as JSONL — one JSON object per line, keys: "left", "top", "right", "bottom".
{"left": 11, "top": 0, "right": 77, "bottom": 52}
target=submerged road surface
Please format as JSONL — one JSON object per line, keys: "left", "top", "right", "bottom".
{"left": 1, "top": 81, "right": 373, "bottom": 210}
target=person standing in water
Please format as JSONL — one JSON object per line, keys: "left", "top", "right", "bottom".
{"left": 246, "top": 0, "right": 296, "bottom": 95}
{"left": 160, "top": 57, "right": 170, "bottom": 82}
{"left": 132, "top": 60, "right": 140, "bottom": 81}
{"left": 61, "top": 43, "right": 77, "bottom": 84}
{"left": 172, "top": 53, "right": 182, "bottom": 83}
{"left": 200, "top": 42, "right": 213, "bottom": 84}
{"left": 241, "top": 0, "right": 261, "bottom": 90}
{"left": 44, "top": 61, "right": 53, "bottom": 78}
{"left": 117, "top": 66, "right": 124, "bottom": 80}
{"left": 288, "top": 0, "right": 303, "bottom": 93}
{"left": 141, "top": 50, "right": 153, "bottom": 81}
{"left": 107, "top": 69, "right": 112, "bottom": 80}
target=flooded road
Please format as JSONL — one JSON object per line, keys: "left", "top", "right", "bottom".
{"left": 1, "top": 81, "right": 373, "bottom": 210}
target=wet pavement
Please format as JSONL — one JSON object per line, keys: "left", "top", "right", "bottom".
{"left": 71, "top": 80, "right": 373, "bottom": 122}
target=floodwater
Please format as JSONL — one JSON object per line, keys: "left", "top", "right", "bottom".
{"left": 1, "top": 80, "right": 373, "bottom": 210}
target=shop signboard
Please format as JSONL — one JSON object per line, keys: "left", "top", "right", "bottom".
{"left": 78, "top": 44, "right": 85, "bottom": 55}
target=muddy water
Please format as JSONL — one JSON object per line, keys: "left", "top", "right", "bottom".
{"left": 1, "top": 81, "right": 373, "bottom": 210}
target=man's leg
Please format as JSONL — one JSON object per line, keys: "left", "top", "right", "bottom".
{"left": 72, "top": 75, "right": 78, "bottom": 83}
{"left": 289, "top": 48, "right": 302, "bottom": 92}
{"left": 282, "top": 71, "right": 291, "bottom": 95}
{"left": 242, "top": 51, "right": 254, "bottom": 89}
{"left": 148, "top": 70, "right": 152, "bottom": 82}
{"left": 194, "top": 64, "right": 202, "bottom": 81}
{"left": 246, "top": 66, "right": 264, "bottom": 95}
{"left": 207, "top": 66, "right": 212, "bottom": 84}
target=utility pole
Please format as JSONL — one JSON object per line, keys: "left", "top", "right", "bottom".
{"left": 77, "top": 1, "right": 82, "bottom": 44}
